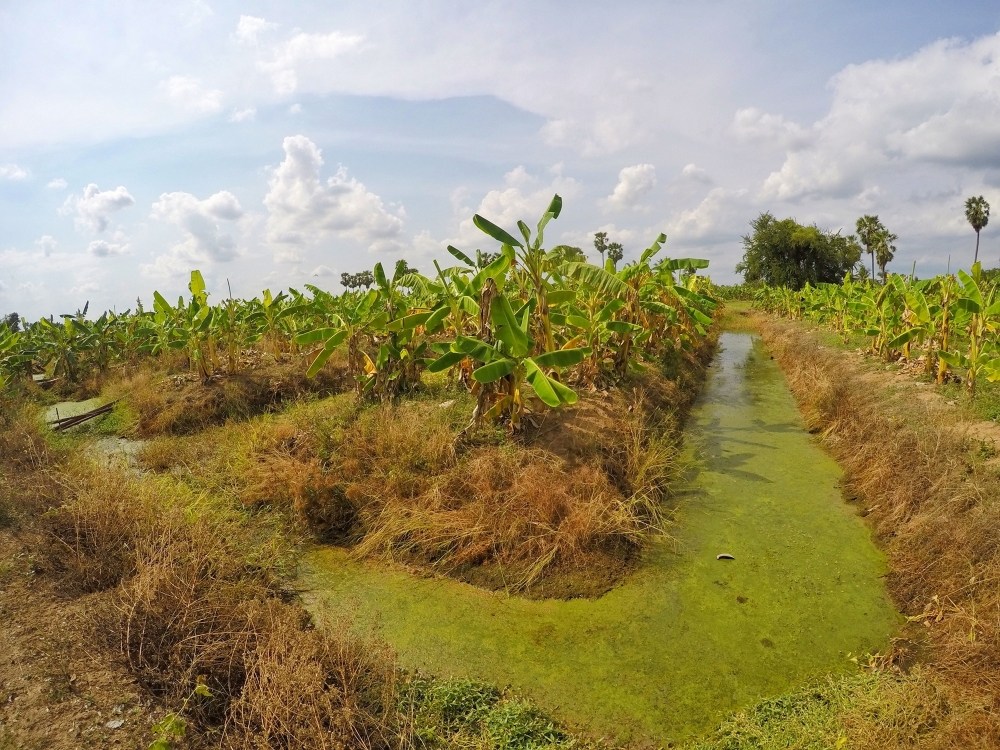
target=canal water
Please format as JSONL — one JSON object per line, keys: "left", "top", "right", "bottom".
{"left": 301, "top": 332, "right": 900, "bottom": 743}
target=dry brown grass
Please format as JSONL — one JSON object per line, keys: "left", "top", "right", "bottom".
{"left": 35, "top": 460, "right": 402, "bottom": 749}
{"left": 757, "top": 314, "right": 1000, "bottom": 747}
{"left": 130, "top": 360, "right": 703, "bottom": 597}
{"left": 112, "top": 352, "right": 350, "bottom": 437}
{"left": 0, "top": 398, "right": 66, "bottom": 528}
{"left": 228, "top": 611, "right": 398, "bottom": 750}
{"left": 334, "top": 385, "right": 685, "bottom": 595}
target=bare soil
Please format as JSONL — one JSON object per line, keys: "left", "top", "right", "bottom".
{"left": 0, "top": 536, "right": 161, "bottom": 750}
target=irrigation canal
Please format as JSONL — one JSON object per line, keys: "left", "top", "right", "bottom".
{"left": 301, "top": 332, "right": 900, "bottom": 743}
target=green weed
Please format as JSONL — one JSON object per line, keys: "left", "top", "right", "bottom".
{"left": 402, "top": 677, "right": 572, "bottom": 750}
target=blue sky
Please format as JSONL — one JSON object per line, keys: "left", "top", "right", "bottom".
{"left": 3, "top": 0, "right": 1000, "bottom": 319}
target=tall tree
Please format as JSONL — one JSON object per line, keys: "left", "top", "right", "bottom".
{"left": 1, "top": 312, "right": 19, "bottom": 332}
{"left": 606, "top": 241, "right": 624, "bottom": 269}
{"left": 855, "top": 214, "right": 882, "bottom": 281}
{"left": 736, "top": 212, "right": 861, "bottom": 289}
{"left": 873, "top": 227, "right": 898, "bottom": 283}
{"left": 340, "top": 270, "right": 374, "bottom": 289}
{"left": 965, "top": 195, "right": 990, "bottom": 265}
{"left": 592, "top": 231, "right": 609, "bottom": 265}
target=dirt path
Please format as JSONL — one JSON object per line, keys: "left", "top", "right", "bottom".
{"left": 800, "top": 324, "right": 1000, "bottom": 465}
{"left": 0, "top": 536, "right": 158, "bottom": 749}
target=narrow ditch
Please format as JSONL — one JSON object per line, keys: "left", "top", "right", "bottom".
{"left": 300, "top": 331, "right": 901, "bottom": 743}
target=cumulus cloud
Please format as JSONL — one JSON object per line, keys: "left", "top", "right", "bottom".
{"left": 87, "top": 231, "right": 130, "bottom": 258}
{"left": 151, "top": 190, "right": 244, "bottom": 263}
{"left": 35, "top": 235, "right": 57, "bottom": 257}
{"left": 229, "top": 107, "right": 256, "bottom": 123}
{"left": 264, "top": 135, "right": 405, "bottom": 260}
{"left": 260, "top": 31, "right": 365, "bottom": 95}
{"left": 664, "top": 187, "right": 750, "bottom": 243}
{"left": 756, "top": 32, "right": 1000, "bottom": 201}
{"left": 70, "top": 280, "right": 100, "bottom": 295}
{"left": 160, "top": 75, "right": 223, "bottom": 114}
{"left": 0, "top": 164, "right": 29, "bottom": 180}
{"left": 449, "top": 164, "right": 582, "bottom": 250}
{"left": 606, "top": 164, "right": 657, "bottom": 210}
{"left": 47, "top": 177, "right": 68, "bottom": 190}
{"left": 310, "top": 264, "right": 335, "bottom": 277}
{"left": 732, "top": 108, "right": 813, "bottom": 148}
{"left": 179, "top": 0, "right": 212, "bottom": 27}
{"left": 541, "top": 112, "right": 642, "bottom": 157}
{"left": 235, "top": 15, "right": 277, "bottom": 45}
{"left": 63, "top": 183, "right": 135, "bottom": 233}
{"left": 680, "top": 164, "right": 711, "bottom": 183}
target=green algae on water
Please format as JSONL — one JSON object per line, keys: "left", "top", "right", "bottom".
{"left": 301, "top": 333, "right": 901, "bottom": 744}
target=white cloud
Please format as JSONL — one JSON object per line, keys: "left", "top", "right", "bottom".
{"left": 35, "top": 235, "right": 57, "bottom": 257}
{"left": 179, "top": 0, "right": 213, "bottom": 28}
{"left": 665, "top": 187, "right": 750, "bottom": 243}
{"left": 63, "top": 183, "right": 135, "bottom": 233}
{"left": 450, "top": 165, "right": 582, "bottom": 250}
{"left": 70, "top": 280, "right": 100, "bottom": 295}
{"left": 47, "top": 177, "right": 68, "bottom": 190}
{"left": 264, "top": 135, "right": 405, "bottom": 259}
{"left": 160, "top": 75, "right": 223, "bottom": 115}
{"left": 288, "top": 103, "right": 303, "bottom": 115}
{"left": 541, "top": 112, "right": 642, "bottom": 157}
{"left": 732, "top": 108, "right": 813, "bottom": 149}
{"left": 260, "top": 31, "right": 365, "bottom": 95}
{"left": 757, "top": 32, "right": 1000, "bottom": 201}
{"left": 235, "top": 15, "right": 277, "bottom": 45}
{"left": 229, "top": 107, "right": 256, "bottom": 123}
{"left": 151, "top": 190, "right": 244, "bottom": 263}
{"left": 0, "top": 164, "right": 29, "bottom": 181}
{"left": 310, "top": 264, "right": 335, "bottom": 277}
{"left": 88, "top": 232, "right": 130, "bottom": 258}
{"left": 680, "top": 164, "right": 711, "bottom": 183}
{"left": 606, "top": 164, "right": 657, "bottom": 210}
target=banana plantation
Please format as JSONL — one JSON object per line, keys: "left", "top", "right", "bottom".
{"left": 7, "top": 196, "right": 999, "bottom": 748}
{"left": 0, "top": 196, "right": 717, "bottom": 427}
{"left": 754, "top": 265, "right": 1000, "bottom": 397}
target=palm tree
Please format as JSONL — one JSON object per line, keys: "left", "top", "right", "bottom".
{"left": 874, "top": 228, "right": 897, "bottom": 283}
{"left": 964, "top": 195, "right": 990, "bottom": 265}
{"left": 593, "top": 231, "right": 609, "bottom": 265}
{"left": 856, "top": 215, "right": 883, "bottom": 281}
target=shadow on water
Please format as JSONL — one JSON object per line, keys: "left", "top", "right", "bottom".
{"left": 300, "top": 332, "right": 901, "bottom": 744}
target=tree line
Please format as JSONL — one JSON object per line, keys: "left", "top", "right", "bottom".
{"left": 738, "top": 196, "right": 991, "bottom": 289}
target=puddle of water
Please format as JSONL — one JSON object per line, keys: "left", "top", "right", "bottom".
{"left": 44, "top": 398, "right": 105, "bottom": 424}
{"left": 301, "top": 332, "right": 901, "bottom": 743}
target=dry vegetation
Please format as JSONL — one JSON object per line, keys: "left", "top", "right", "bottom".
{"left": 134, "top": 343, "right": 711, "bottom": 599}
{"left": 107, "top": 351, "right": 351, "bottom": 438}
{"left": 0, "top": 335, "right": 711, "bottom": 747}
{"left": 0, "top": 400, "right": 407, "bottom": 749}
{"left": 751, "top": 311, "right": 1000, "bottom": 748}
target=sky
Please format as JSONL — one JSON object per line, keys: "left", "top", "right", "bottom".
{"left": 3, "top": 0, "right": 1000, "bottom": 320}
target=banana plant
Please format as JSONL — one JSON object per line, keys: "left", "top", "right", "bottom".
{"left": 427, "top": 277, "right": 586, "bottom": 431}
{"left": 147, "top": 270, "right": 215, "bottom": 382}
{"left": 36, "top": 314, "right": 90, "bottom": 382}
{"left": 295, "top": 284, "right": 387, "bottom": 390}
{"left": 939, "top": 264, "right": 1000, "bottom": 397}
{"left": 471, "top": 193, "right": 565, "bottom": 355}
{"left": 363, "top": 260, "right": 435, "bottom": 401}
{"left": 0, "top": 327, "right": 35, "bottom": 390}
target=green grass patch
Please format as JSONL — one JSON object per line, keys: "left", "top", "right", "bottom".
{"left": 686, "top": 669, "right": 947, "bottom": 750}
{"left": 403, "top": 677, "right": 574, "bottom": 750}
